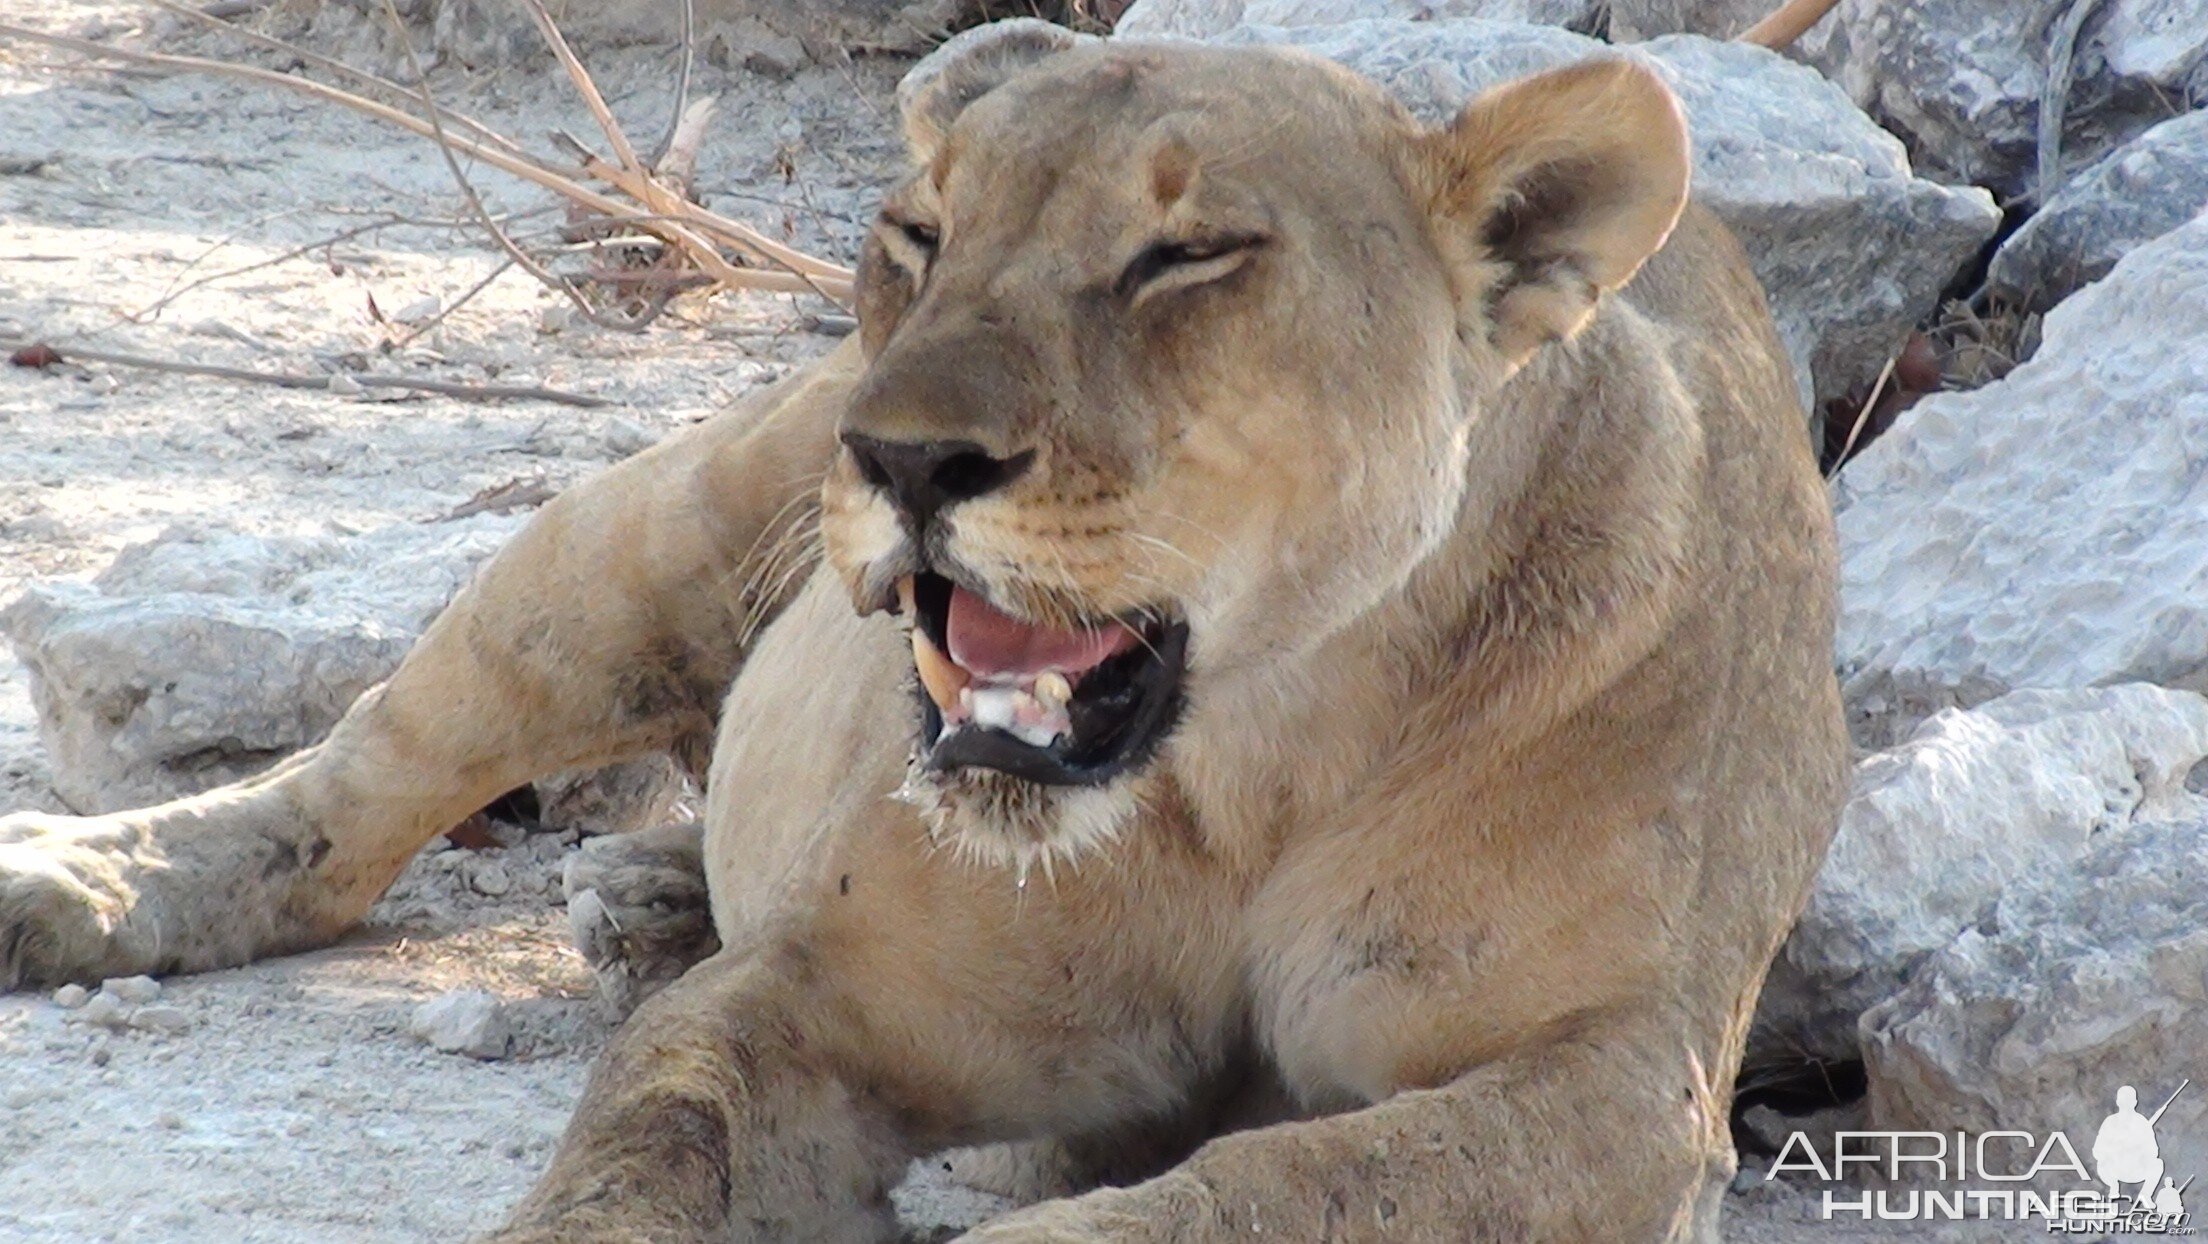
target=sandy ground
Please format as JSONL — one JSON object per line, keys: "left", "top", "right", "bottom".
{"left": 0, "top": 5, "right": 2011, "bottom": 1241}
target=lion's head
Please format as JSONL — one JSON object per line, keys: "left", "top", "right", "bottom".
{"left": 817, "top": 22, "right": 1688, "bottom": 862}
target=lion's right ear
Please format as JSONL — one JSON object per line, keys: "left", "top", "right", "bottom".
{"left": 897, "top": 19, "right": 1096, "bottom": 165}
{"left": 1409, "top": 59, "right": 1690, "bottom": 368}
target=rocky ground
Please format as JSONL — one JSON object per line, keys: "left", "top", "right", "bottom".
{"left": 4, "top": 0, "right": 2205, "bottom": 1240}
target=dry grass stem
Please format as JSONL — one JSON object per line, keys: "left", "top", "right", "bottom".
{"left": 0, "top": 10, "right": 856, "bottom": 321}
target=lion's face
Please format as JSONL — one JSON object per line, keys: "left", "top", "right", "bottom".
{"left": 818, "top": 29, "right": 1688, "bottom": 824}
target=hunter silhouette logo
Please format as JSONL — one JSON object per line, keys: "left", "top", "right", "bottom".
{"left": 2097, "top": 1083, "right": 2185, "bottom": 1208}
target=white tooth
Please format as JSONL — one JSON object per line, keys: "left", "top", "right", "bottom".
{"left": 1034, "top": 671, "right": 1072, "bottom": 708}
{"left": 1009, "top": 720, "right": 1061, "bottom": 747}
{"left": 971, "top": 685, "right": 1020, "bottom": 731}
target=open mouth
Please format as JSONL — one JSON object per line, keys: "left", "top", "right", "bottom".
{"left": 900, "top": 571, "right": 1188, "bottom": 787}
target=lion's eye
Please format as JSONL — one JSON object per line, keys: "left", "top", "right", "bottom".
{"left": 878, "top": 214, "right": 941, "bottom": 275}
{"left": 1116, "top": 234, "right": 1264, "bottom": 300}
{"left": 898, "top": 219, "right": 941, "bottom": 253}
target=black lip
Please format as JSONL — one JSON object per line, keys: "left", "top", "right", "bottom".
{"left": 908, "top": 572, "right": 1189, "bottom": 787}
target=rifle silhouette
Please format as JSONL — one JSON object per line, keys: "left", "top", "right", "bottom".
{"left": 2149, "top": 1079, "right": 2190, "bottom": 1126}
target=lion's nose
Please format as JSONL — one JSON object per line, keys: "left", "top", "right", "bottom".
{"left": 841, "top": 433, "right": 1035, "bottom": 535}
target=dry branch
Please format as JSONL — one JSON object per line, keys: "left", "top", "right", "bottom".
{"left": 0, "top": 12, "right": 855, "bottom": 315}
{"left": 6, "top": 337, "right": 613, "bottom": 407}
{"left": 1738, "top": 0, "right": 1843, "bottom": 49}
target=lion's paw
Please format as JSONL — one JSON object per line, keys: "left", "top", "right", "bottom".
{"left": 562, "top": 821, "right": 719, "bottom": 1019}
{"left": 0, "top": 811, "right": 153, "bottom": 989}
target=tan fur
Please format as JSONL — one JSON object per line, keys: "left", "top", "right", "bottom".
{"left": 0, "top": 33, "right": 1845, "bottom": 1243}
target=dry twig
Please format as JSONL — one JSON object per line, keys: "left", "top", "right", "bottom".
{"left": 6, "top": 336, "right": 612, "bottom": 407}
{"left": 1737, "top": 0, "right": 1843, "bottom": 49}
{"left": 0, "top": 13, "right": 855, "bottom": 314}
{"left": 2037, "top": 0, "right": 2106, "bottom": 204}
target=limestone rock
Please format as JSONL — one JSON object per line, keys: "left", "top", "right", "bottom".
{"left": 6, "top": 514, "right": 689, "bottom": 829}
{"left": 1833, "top": 211, "right": 2208, "bottom": 748}
{"left": 101, "top": 975, "right": 162, "bottom": 1006}
{"left": 1861, "top": 817, "right": 2208, "bottom": 1187}
{"left": 1756, "top": 686, "right": 2208, "bottom": 1065}
{"left": 2, "top": 517, "right": 524, "bottom": 812}
{"left": 1989, "top": 108, "right": 2208, "bottom": 311}
{"left": 409, "top": 989, "right": 513, "bottom": 1060}
{"left": 1795, "top": 0, "right": 2208, "bottom": 199}
{"left": 1114, "top": 0, "right": 1596, "bottom": 41}
{"left": 1602, "top": 0, "right": 1772, "bottom": 41}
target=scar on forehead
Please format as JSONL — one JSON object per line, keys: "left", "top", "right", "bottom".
{"left": 1142, "top": 115, "right": 1204, "bottom": 208}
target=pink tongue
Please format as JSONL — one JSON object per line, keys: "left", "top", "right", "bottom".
{"left": 946, "top": 585, "right": 1136, "bottom": 679}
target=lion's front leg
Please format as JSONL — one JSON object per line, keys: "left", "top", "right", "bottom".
{"left": 0, "top": 346, "right": 856, "bottom": 988}
{"left": 959, "top": 1004, "right": 1731, "bottom": 1244}
{"left": 488, "top": 786, "right": 1243, "bottom": 1244}
{"left": 489, "top": 951, "right": 913, "bottom": 1244}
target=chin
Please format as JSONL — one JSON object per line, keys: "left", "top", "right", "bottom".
{"left": 895, "top": 758, "right": 1146, "bottom": 880}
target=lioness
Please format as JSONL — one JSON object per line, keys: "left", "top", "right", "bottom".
{"left": 0, "top": 21, "right": 1847, "bottom": 1241}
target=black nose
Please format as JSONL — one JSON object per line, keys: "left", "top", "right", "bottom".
{"left": 842, "top": 433, "right": 1034, "bottom": 534}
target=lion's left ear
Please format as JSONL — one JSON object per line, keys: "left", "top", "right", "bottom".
{"left": 1410, "top": 59, "right": 1689, "bottom": 366}
{"left": 897, "top": 19, "right": 1097, "bottom": 166}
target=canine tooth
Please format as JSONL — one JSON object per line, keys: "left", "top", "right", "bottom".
{"left": 912, "top": 629, "right": 969, "bottom": 711}
{"left": 1034, "top": 671, "right": 1072, "bottom": 707}
{"left": 896, "top": 576, "right": 915, "bottom": 616}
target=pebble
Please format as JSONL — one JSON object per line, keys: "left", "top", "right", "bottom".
{"left": 409, "top": 990, "right": 513, "bottom": 1060}
{"left": 52, "top": 983, "right": 89, "bottom": 1009}
{"left": 601, "top": 418, "right": 656, "bottom": 458}
{"left": 102, "top": 975, "right": 161, "bottom": 1005}
{"left": 132, "top": 1005, "right": 192, "bottom": 1034}
{"left": 74, "top": 992, "right": 128, "bottom": 1028}
{"left": 391, "top": 295, "right": 441, "bottom": 325}
{"left": 467, "top": 859, "right": 512, "bottom": 898}
{"left": 325, "top": 373, "right": 365, "bottom": 396}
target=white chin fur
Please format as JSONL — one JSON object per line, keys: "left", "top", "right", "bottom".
{"left": 896, "top": 756, "right": 1139, "bottom": 882}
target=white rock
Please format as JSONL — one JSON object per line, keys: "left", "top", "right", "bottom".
{"left": 1755, "top": 685, "right": 2208, "bottom": 1064}
{"left": 101, "top": 975, "right": 161, "bottom": 1005}
{"left": 1989, "top": 108, "right": 2208, "bottom": 312}
{"left": 72, "top": 992, "right": 127, "bottom": 1028}
{"left": 325, "top": 373, "right": 365, "bottom": 396}
{"left": 1147, "top": 20, "right": 1997, "bottom": 406}
{"left": 466, "top": 858, "right": 512, "bottom": 898}
{"left": 1601, "top": 0, "right": 1770, "bottom": 40}
{"left": 1795, "top": 0, "right": 2208, "bottom": 198}
{"left": 51, "top": 983, "right": 89, "bottom": 1009}
{"left": 1833, "top": 210, "right": 2208, "bottom": 748}
{"left": 1, "top": 516, "right": 523, "bottom": 811}
{"left": 1115, "top": 0, "right": 1596, "bottom": 40}
{"left": 408, "top": 989, "right": 512, "bottom": 1060}
{"left": 1861, "top": 818, "right": 2208, "bottom": 1187}
{"left": 131, "top": 1004, "right": 192, "bottom": 1033}
{"left": 389, "top": 295, "right": 441, "bottom": 325}
{"left": 600, "top": 418, "right": 658, "bottom": 459}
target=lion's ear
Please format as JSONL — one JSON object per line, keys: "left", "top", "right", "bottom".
{"left": 897, "top": 19, "right": 1096, "bottom": 166}
{"left": 1410, "top": 59, "right": 1689, "bottom": 366}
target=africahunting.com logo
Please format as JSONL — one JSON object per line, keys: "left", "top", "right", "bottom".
{"left": 1770, "top": 1080, "right": 2194, "bottom": 1233}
